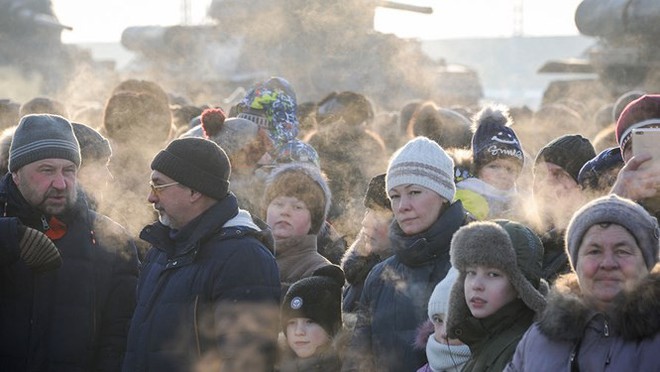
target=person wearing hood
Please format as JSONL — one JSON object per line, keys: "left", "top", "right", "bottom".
{"left": 122, "top": 137, "right": 281, "bottom": 372}
{"left": 263, "top": 162, "right": 334, "bottom": 295}
{"left": 446, "top": 219, "right": 548, "bottom": 371}
{"left": 342, "top": 136, "right": 473, "bottom": 372}
{"left": 506, "top": 195, "right": 660, "bottom": 371}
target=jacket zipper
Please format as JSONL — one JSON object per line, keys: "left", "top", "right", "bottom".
{"left": 193, "top": 295, "right": 201, "bottom": 357}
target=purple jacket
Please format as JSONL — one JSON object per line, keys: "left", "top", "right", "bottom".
{"left": 505, "top": 266, "right": 660, "bottom": 371}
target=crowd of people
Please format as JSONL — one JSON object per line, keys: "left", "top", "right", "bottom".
{"left": 0, "top": 76, "right": 658, "bottom": 371}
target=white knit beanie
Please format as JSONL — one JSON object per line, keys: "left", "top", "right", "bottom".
{"left": 428, "top": 267, "right": 459, "bottom": 321}
{"left": 386, "top": 136, "right": 456, "bottom": 201}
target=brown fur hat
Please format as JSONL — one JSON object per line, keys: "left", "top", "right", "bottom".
{"left": 264, "top": 163, "right": 331, "bottom": 235}
{"left": 447, "top": 220, "right": 547, "bottom": 333}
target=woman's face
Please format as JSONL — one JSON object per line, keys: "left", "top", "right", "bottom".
{"left": 389, "top": 184, "right": 446, "bottom": 235}
{"left": 464, "top": 266, "right": 518, "bottom": 319}
{"left": 576, "top": 223, "right": 648, "bottom": 310}
{"left": 286, "top": 318, "right": 330, "bottom": 359}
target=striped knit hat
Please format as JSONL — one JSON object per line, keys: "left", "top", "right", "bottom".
{"left": 386, "top": 136, "right": 456, "bottom": 201}
{"left": 9, "top": 114, "right": 81, "bottom": 172}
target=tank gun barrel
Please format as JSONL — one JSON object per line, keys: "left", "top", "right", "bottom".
{"left": 575, "top": 0, "right": 660, "bottom": 38}
{"left": 377, "top": 1, "right": 433, "bottom": 14}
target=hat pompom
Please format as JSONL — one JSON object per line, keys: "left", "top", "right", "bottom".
{"left": 201, "top": 108, "right": 227, "bottom": 138}
{"left": 312, "top": 264, "right": 345, "bottom": 287}
{"left": 471, "top": 105, "right": 512, "bottom": 133}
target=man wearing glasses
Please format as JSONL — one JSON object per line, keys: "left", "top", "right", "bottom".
{"left": 0, "top": 114, "right": 139, "bottom": 371}
{"left": 123, "top": 137, "right": 280, "bottom": 372}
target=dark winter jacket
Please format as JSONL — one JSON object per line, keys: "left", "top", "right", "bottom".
{"left": 122, "top": 194, "right": 281, "bottom": 372}
{"left": 317, "top": 221, "right": 347, "bottom": 265}
{"left": 539, "top": 227, "right": 571, "bottom": 283}
{"left": 342, "top": 201, "right": 471, "bottom": 372}
{"left": 340, "top": 234, "right": 392, "bottom": 314}
{"left": 0, "top": 174, "right": 139, "bottom": 371}
{"left": 505, "top": 266, "right": 660, "bottom": 372}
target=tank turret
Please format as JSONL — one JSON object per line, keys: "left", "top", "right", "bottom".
{"left": 120, "top": 1, "right": 482, "bottom": 109}
{"left": 539, "top": 0, "right": 660, "bottom": 108}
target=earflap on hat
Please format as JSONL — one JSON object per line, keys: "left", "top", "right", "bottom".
{"left": 446, "top": 220, "right": 546, "bottom": 336}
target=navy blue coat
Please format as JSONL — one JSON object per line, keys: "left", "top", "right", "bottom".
{"left": 0, "top": 174, "right": 139, "bottom": 371}
{"left": 122, "top": 194, "right": 281, "bottom": 372}
{"left": 343, "top": 201, "right": 471, "bottom": 372}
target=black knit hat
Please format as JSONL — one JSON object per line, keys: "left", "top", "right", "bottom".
{"left": 447, "top": 220, "right": 547, "bottom": 337}
{"left": 151, "top": 138, "right": 231, "bottom": 200}
{"left": 9, "top": 114, "right": 81, "bottom": 172}
{"left": 471, "top": 105, "right": 524, "bottom": 172}
{"left": 281, "top": 265, "right": 345, "bottom": 337}
{"left": 363, "top": 173, "right": 390, "bottom": 210}
{"left": 72, "top": 122, "right": 112, "bottom": 164}
{"left": 535, "top": 134, "right": 596, "bottom": 182}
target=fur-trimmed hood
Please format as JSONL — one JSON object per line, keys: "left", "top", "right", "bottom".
{"left": 538, "top": 264, "right": 660, "bottom": 341}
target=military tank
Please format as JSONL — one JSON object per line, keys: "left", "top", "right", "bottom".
{"left": 0, "top": 0, "right": 117, "bottom": 101}
{"left": 120, "top": 0, "right": 483, "bottom": 109}
{"left": 539, "top": 0, "right": 660, "bottom": 108}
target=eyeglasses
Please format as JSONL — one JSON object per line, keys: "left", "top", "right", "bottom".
{"left": 149, "top": 181, "right": 180, "bottom": 196}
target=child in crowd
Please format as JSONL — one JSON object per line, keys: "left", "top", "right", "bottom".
{"left": 455, "top": 105, "right": 525, "bottom": 220}
{"left": 278, "top": 265, "right": 346, "bottom": 372}
{"left": 416, "top": 267, "right": 471, "bottom": 372}
{"left": 446, "top": 220, "right": 547, "bottom": 371}
{"left": 263, "top": 162, "right": 333, "bottom": 294}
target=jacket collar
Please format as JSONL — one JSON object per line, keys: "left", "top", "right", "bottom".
{"left": 140, "top": 193, "right": 240, "bottom": 257}
{"left": 390, "top": 200, "right": 467, "bottom": 267}
{"left": 538, "top": 264, "right": 660, "bottom": 341}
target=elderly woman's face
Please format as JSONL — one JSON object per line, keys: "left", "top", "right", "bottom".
{"left": 577, "top": 224, "right": 648, "bottom": 309}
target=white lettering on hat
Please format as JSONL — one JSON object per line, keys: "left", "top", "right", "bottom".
{"left": 487, "top": 145, "right": 523, "bottom": 159}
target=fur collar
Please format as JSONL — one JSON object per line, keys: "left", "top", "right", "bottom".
{"left": 538, "top": 264, "right": 660, "bottom": 341}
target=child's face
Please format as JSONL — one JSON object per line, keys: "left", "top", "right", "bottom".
{"left": 477, "top": 158, "right": 521, "bottom": 191}
{"left": 464, "top": 266, "right": 517, "bottom": 319}
{"left": 431, "top": 313, "right": 464, "bottom": 346}
{"left": 267, "top": 196, "right": 312, "bottom": 239}
{"left": 286, "top": 318, "right": 331, "bottom": 359}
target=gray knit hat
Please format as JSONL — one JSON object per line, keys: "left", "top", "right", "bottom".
{"left": 565, "top": 194, "right": 660, "bottom": 271}
{"left": 447, "top": 220, "right": 547, "bottom": 334}
{"left": 386, "top": 136, "right": 456, "bottom": 201}
{"left": 151, "top": 137, "right": 231, "bottom": 200}
{"left": 9, "top": 114, "right": 81, "bottom": 172}
{"left": 428, "top": 267, "right": 459, "bottom": 321}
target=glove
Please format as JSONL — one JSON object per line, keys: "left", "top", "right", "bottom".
{"left": 18, "top": 225, "right": 62, "bottom": 273}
